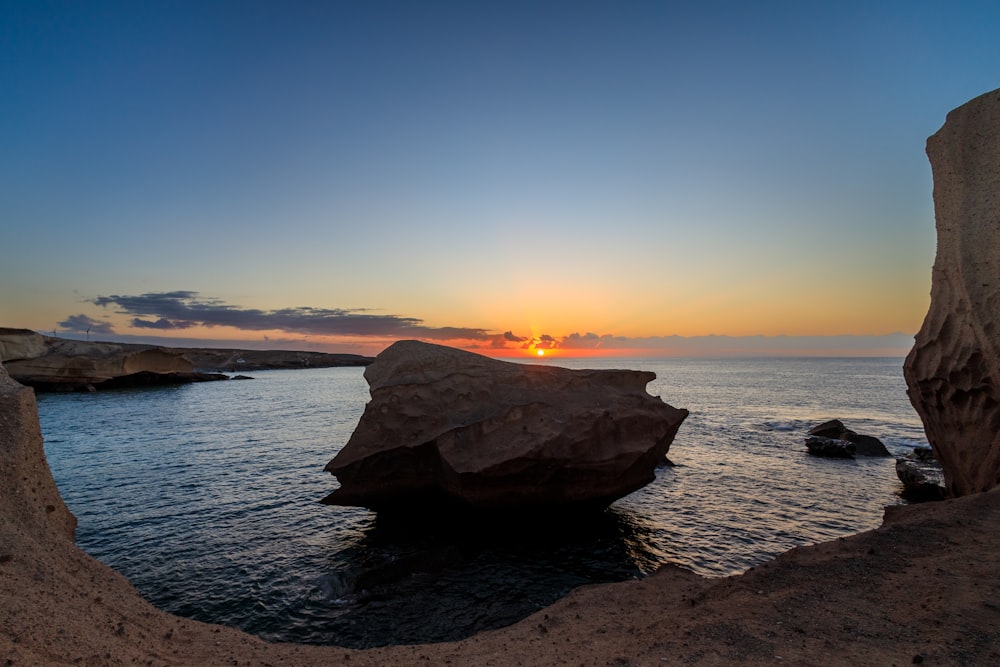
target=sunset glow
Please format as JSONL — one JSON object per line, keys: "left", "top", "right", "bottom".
{"left": 3, "top": 3, "right": 994, "bottom": 359}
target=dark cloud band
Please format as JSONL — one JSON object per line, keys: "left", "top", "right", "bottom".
{"left": 91, "top": 291, "right": 492, "bottom": 341}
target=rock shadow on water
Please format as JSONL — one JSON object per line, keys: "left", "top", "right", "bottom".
{"left": 284, "top": 506, "right": 666, "bottom": 649}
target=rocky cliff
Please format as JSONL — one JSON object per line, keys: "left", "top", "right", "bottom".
{"left": 904, "top": 87, "right": 1000, "bottom": 497}
{"left": 0, "top": 330, "right": 372, "bottom": 390}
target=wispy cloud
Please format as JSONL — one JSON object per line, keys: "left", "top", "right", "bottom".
{"left": 92, "top": 291, "right": 493, "bottom": 341}
{"left": 58, "top": 314, "right": 115, "bottom": 335}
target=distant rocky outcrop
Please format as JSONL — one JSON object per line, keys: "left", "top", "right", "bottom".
{"left": 805, "top": 419, "right": 891, "bottom": 457}
{"left": 0, "top": 329, "right": 374, "bottom": 391}
{"left": 322, "top": 340, "right": 688, "bottom": 512}
{"left": 903, "top": 88, "right": 1000, "bottom": 498}
{"left": 0, "top": 331, "right": 223, "bottom": 391}
{"left": 179, "top": 347, "right": 372, "bottom": 371}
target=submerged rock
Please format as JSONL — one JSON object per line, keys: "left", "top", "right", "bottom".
{"left": 805, "top": 436, "right": 856, "bottom": 458}
{"left": 903, "top": 88, "right": 1000, "bottom": 497}
{"left": 322, "top": 340, "right": 688, "bottom": 512}
{"left": 806, "top": 419, "right": 891, "bottom": 457}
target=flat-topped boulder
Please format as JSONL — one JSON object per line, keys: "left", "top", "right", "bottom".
{"left": 903, "top": 88, "right": 1000, "bottom": 497}
{"left": 322, "top": 340, "right": 688, "bottom": 512}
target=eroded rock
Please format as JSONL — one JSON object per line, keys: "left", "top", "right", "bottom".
{"left": 1, "top": 332, "right": 225, "bottom": 391}
{"left": 806, "top": 419, "right": 891, "bottom": 457}
{"left": 322, "top": 340, "right": 688, "bottom": 512}
{"left": 895, "top": 455, "right": 946, "bottom": 502}
{"left": 903, "top": 88, "right": 1000, "bottom": 497}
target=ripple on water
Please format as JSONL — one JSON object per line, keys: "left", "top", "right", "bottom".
{"left": 38, "top": 359, "right": 927, "bottom": 647}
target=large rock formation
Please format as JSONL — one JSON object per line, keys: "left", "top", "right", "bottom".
{"left": 323, "top": 340, "right": 688, "bottom": 511}
{"left": 0, "top": 330, "right": 222, "bottom": 391}
{"left": 904, "top": 88, "right": 1000, "bottom": 497}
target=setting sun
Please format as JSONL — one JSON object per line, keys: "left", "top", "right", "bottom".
{"left": 536, "top": 349, "right": 545, "bottom": 356}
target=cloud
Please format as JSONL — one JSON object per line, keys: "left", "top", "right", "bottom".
{"left": 131, "top": 317, "right": 197, "bottom": 330}
{"left": 92, "top": 291, "right": 493, "bottom": 341}
{"left": 58, "top": 314, "right": 115, "bottom": 335}
{"left": 69, "top": 290, "right": 914, "bottom": 357}
{"left": 558, "top": 332, "right": 619, "bottom": 349}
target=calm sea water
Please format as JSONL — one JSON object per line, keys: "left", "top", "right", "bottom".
{"left": 37, "top": 357, "right": 928, "bottom": 648}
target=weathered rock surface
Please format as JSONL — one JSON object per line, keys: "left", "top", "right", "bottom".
{"left": 0, "top": 327, "right": 47, "bottom": 362}
{"left": 323, "top": 340, "right": 688, "bottom": 511}
{"left": 895, "top": 456, "right": 946, "bottom": 502}
{"left": 806, "top": 419, "right": 891, "bottom": 457}
{"left": 1, "top": 333, "right": 216, "bottom": 391}
{"left": 904, "top": 87, "right": 1000, "bottom": 497}
{"left": 0, "top": 363, "right": 77, "bottom": 543}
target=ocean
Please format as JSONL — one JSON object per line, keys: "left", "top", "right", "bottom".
{"left": 37, "top": 356, "right": 928, "bottom": 648}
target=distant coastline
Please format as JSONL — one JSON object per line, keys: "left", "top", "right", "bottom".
{"left": 175, "top": 346, "right": 373, "bottom": 372}
{"left": 0, "top": 328, "right": 373, "bottom": 391}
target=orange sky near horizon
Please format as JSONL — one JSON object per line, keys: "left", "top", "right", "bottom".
{"left": 5, "top": 2, "right": 994, "bottom": 359}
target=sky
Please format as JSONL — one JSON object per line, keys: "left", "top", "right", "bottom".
{"left": 2, "top": 1, "right": 998, "bottom": 359}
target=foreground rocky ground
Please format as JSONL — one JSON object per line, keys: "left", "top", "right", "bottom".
{"left": 2, "top": 364, "right": 999, "bottom": 666}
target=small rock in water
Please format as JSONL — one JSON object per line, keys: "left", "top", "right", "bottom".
{"left": 805, "top": 436, "right": 855, "bottom": 458}
{"left": 805, "top": 419, "right": 890, "bottom": 457}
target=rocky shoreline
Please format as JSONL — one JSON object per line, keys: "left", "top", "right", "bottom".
{"left": 4, "top": 88, "right": 1000, "bottom": 664}
{"left": 0, "top": 328, "right": 372, "bottom": 391}
{"left": 2, "top": 362, "right": 998, "bottom": 665}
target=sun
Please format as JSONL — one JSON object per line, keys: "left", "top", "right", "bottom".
{"left": 536, "top": 349, "right": 545, "bottom": 357}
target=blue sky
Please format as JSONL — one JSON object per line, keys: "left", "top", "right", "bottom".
{"left": 2, "top": 1, "right": 998, "bottom": 357}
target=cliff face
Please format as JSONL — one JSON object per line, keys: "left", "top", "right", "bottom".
{"left": 0, "top": 328, "right": 47, "bottom": 363}
{"left": 0, "top": 365, "right": 76, "bottom": 542}
{"left": 0, "top": 332, "right": 199, "bottom": 391}
{"left": 904, "top": 88, "right": 1000, "bottom": 497}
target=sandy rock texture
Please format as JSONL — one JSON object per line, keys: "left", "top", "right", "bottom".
{"left": 1, "top": 331, "right": 196, "bottom": 390}
{"left": 0, "top": 328, "right": 47, "bottom": 362}
{"left": 323, "top": 340, "right": 688, "bottom": 511}
{"left": 904, "top": 87, "right": 1000, "bottom": 497}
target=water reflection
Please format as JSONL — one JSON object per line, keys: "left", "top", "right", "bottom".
{"left": 277, "top": 506, "right": 661, "bottom": 648}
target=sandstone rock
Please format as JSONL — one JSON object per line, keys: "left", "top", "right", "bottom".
{"left": 1, "top": 335, "right": 214, "bottom": 391}
{"left": 0, "top": 365, "right": 77, "bottom": 542}
{"left": 322, "top": 340, "right": 688, "bottom": 512}
{"left": 0, "top": 328, "right": 47, "bottom": 362}
{"left": 806, "top": 419, "right": 891, "bottom": 457}
{"left": 903, "top": 88, "right": 1000, "bottom": 497}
